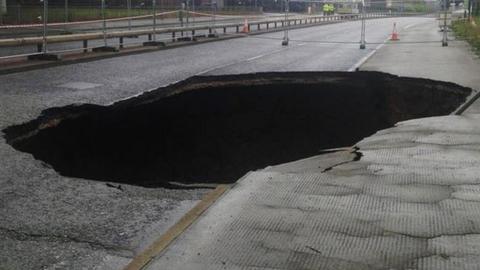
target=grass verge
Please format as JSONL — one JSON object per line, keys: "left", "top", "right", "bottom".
{"left": 452, "top": 16, "right": 480, "bottom": 55}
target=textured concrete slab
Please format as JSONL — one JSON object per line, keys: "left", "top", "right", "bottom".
{"left": 144, "top": 113, "right": 480, "bottom": 270}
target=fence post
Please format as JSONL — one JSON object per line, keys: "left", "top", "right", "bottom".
{"left": 185, "top": 0, "right": 189, "bottom": 28}
{"left": 0, "top": 0, "right": 6, "bottom": 24}
{"left": 27, "top": 0, "right": 61, "bottom": 60}
{"left": 127, "top": 0, "right": 131, "bottom": 30}
{"left": 282, "top": 0, "right": 289, "bottom": 46}
{"left": 91, "top": 0, "right": 118, "bottom": 52}
{"left": 64, "top": 0, "right": 68, "bottom": 31}
{"left": 208, "top": 0, "right": 218, "bottom": 37}
{"left": 442, "top": 0, "right": 448, "bottom": 46}
{"left": 192, "top": 0, "right": 195, "bottom": 25}
{"left": 153, "top": 0, "right": 157, "bottom": 42}
{"left": 102, "top": 0, "right": 107, "bottom": 47}
{"left": 144, "top": 0, "right": 164, "bottom": 46}
{"left": 42, "top": 0, "right": 47, "bottom": 53}
{"left": 360, "top": 1, "right": 366, "bottom": 49}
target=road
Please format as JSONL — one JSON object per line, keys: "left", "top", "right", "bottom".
{"left": 0, "top": 16, "right": 446, "bottom": 270}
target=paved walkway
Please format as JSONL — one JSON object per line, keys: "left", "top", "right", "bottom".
{"left": 146, "top": 115, "right": 480, "bottom": 270}
{"left": 141, "top": 18, "right": 480, "bottom": 270}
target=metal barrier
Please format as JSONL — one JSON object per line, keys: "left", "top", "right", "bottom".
{"left": 0, "top": 11, "right": 423, "bottom": 59}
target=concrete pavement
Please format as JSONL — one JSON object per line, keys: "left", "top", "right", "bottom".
{"left": 145, "top": 114, "right": 480, "bottom": 270}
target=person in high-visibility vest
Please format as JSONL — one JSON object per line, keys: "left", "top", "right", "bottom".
{"left": 323, "top": 4, "right": 329, "bottom": 16}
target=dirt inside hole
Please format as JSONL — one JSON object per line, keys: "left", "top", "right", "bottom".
{"left": 2, "top": 72, "right": 471, "bottom": 188}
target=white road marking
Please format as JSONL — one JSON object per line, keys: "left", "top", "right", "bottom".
{"left": 196, "top": 45, "right": 295, "bottom": 75}
{"left": 108, "top": 81, "right": 179, "bottom": 105}
{"left": 348, "top": 36, "right": 390, "bottom": 72}
{"left": 247, "top": 54, "right": 267, "bottom": 61}
{"left": 115, "top": 44, "right": 299, "bottom": 104}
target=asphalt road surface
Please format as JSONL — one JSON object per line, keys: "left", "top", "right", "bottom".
{"left": 0, "top": 16, "right": 442, "bottom": 270}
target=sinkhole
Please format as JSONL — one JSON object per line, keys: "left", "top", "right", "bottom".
{"left": 3, "top": 72, "right": 472, "bottom": 188}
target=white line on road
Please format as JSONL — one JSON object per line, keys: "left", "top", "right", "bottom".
{"left": 246, "top": 54, "right": 269, "bottom": 61}
{"left": 348, "top": 37, "right": 389, "bottom": 72}
{"left": 108, "top": 81, "right": 180, "bottom": 106}
{"left": 115, "top": 44, "right": 298, "bottom": 104}
{"left": 196, "top": 46, "right": 295, "bottom": 75}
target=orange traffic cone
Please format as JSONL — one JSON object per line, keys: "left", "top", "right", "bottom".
{"left": 241, "top": 18, "right": 249, "bottom": 33}
{"left": 390, "top": 22, "right": 399, "bottom": 41}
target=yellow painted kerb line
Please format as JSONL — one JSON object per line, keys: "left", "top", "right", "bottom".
{"left": 123, "top": 184, "right": 230, "bottom": 270}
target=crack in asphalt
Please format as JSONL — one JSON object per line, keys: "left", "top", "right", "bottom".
{"left": 0, "top": 226, "right": 134, "bottom": 256}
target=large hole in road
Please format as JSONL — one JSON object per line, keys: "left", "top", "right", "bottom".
{"left": 3, "top": 72, "right": 471, "bottom": 188}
